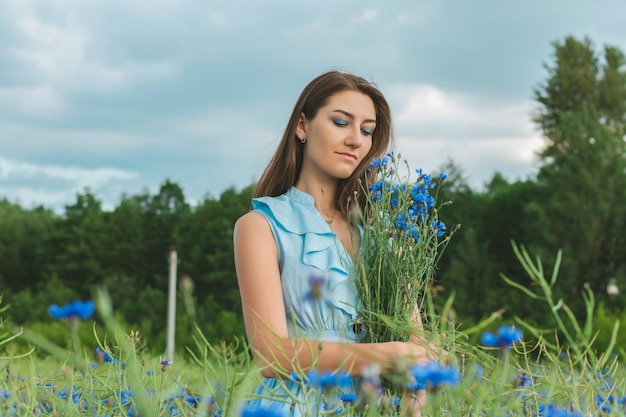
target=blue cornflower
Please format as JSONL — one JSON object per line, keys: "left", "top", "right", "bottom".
{"left": 305, "top": 370, "right": 351, "bottom": 390}
{"left": 369, "top": 181, "right": 384, "bottom": 193}
{"left": 542, "top": 403, "right": 583, "bottom": 417}
{"left": 395, "top": 215, "right": 408, "bottom": 231}
{"left": 415, "top": 169, "right": 433, "bottom": 185}
{"left": 56, "top": 388, "right": 69, "bottom": 400}
{"left": 409, "top": 362, "right": 460, "bottom": 390}
{"left": 596, "top": 393, "right": 613, "bottom": 413}
{"left": 407, "top": 379, "right": 426, "bottom": 391}
{"left": 410, "top": 181, "right": 428, "bottom": 197}
{"left": 481, "top": 325, "right": 523, "bottom": 349}
{"left": 185, "top": 394, "right": 201, "bottom": 408}
{"left": 118, "top": 390, "right": 133, "bottom": 406}
{"left": 0, "top": 388, "right": 10, "bottom": 399}
{"left": 370, "top": 189, "right": 383, "bottom": 202}
{"left": 370, "top": 156, "right": 389, "bottom": 169}
{"left": 409, "top": 203, "right": 429, "bottom": 224}
{"left": 439, "top": 173, "right": 448, "bottom": 181}
{"left": 339, "top": 393, "right": 356, "bottom": 404}
{"left": 241, "top": 405, "right": 286, "bottom": 417}
{"left": 515, "top": 373, "right": 534, "bottom": 387}
{"left": 48, "top": 300, "right": 95, "bottom": 320}
{"left": 431, "top": 220, "right": 447, "bottom": 237}
{"left": 406, "top": 225, "right": 420, "bottom": 242}
{"left": 96, "top": 347, "right": 118, "bottom": 364}
{"left": 412, "top": 191, "right": 426, "bottom": 205}
{"left": 387, "top": 396, "right": 402, "bottom": 407}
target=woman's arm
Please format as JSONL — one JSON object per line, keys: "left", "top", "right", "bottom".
{"left": 234, "top": 212, "right": 433, "bottom": 378}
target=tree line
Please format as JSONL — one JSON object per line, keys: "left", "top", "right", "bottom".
{"left": 1, "top": 36, "right": 625, "bottom": 353}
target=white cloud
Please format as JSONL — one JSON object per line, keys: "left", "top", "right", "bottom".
{"left": 387, "top": 83, "right": 546, "bottom": 187}
{"left": 389, "top": 83, "right": 538, "bottom": 136}
{"left": 2, "top": 10, "right": 179, "bottom": 122}
{"left": 0, "top": 156, "right": 135, "bottom": 185}
{"left": 10, "top": 16, "right": 178, "bottom": 91}
{"left": 0, "top": 156, "right": 137, "bottom": 209}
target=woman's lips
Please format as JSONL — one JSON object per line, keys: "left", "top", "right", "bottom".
{"left": 336, "top": 152, "right": 357, "bottom": 161}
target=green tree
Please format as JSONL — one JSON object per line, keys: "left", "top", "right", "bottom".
{"left": 99, "top": 194, "right": 149, "bottom": 303}
{"left": 0, "top": 201, "right": 56, "bottom": 294}
{"left": 531, "top": 36, "right": 626, "bottom": 316}
{"left": 42, "top": 190, "right": 108, "bottom": 297}
{"left": 142, "top": 180, "right": 190, "bottom": 290}
{"left": 176, "top": 185, "right": 253, "bottom": 342}
{"left": 434, "top": 160, "right": 491, "bottom": 318}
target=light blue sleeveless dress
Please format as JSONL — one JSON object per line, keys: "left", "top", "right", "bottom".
{"left": 246, "top": 186, "right": 364, "bottom": 416}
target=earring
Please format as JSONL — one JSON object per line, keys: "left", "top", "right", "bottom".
{"left": 300, "top": 137, "right": 307, "bottom": 144}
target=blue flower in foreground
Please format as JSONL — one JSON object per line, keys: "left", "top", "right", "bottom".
{"left": 409, "top": 362, "right": 460, "bottom": 390}
{"left": 48, "top": 300, "right": 95, "bottom": 320}
{"left": 481, "top": 325, "right": 523, "bottom": 349}
{"left": 515, "top": 373, "right": 534, "bottom": 387}
{"left": 241, "top": 405, "right": 286, "bottom": 417}
{"left": 96, "top": 347, "right": 118, "bottom": 364}
{"left": 541, "top": 403, "right": 583, "bottom": 417}
{"left": 439, "top": 173, "right": 448, "bottom": 181}
{"left": 339, "top": 393, "right": 357, "bottom": 404}
{"left": 305, "top": 370, "right": 352, "bottom": 390}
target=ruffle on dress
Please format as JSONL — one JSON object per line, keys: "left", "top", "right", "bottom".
{"left": 252, "top": 187, "right": 358, "bottom": 319}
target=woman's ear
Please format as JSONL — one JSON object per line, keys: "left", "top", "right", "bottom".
{"left": 295, "top": 112, "right": 307, "bottom": 140}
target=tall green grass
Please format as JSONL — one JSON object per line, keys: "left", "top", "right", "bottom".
{"left": 1, "top": 243, "right": 625, "bottom": 416}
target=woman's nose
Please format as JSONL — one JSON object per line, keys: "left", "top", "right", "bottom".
{"left": 346, "top": 126, "right": 363, "bottom": 147}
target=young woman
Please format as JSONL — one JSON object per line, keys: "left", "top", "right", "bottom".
{"left": 234, "top": 70, "right": 437, "bottom": 415}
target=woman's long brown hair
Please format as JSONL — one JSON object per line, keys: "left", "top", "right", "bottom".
{"left": 253, "top": 70, "right": 393, "bottom": 215}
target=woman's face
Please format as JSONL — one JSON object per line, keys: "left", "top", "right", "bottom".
{"left": 297, "top": 90, "right": 376, "bottom": 182}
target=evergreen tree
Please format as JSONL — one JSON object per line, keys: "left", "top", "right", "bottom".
{"left": 0, "top": 201, "right": 56, "bottom": 294}
{"left": 42, "top": 190, "right": 108, "bottom": 297}
{"left": 531, "top": 36, "right": 626, "bottom": 315}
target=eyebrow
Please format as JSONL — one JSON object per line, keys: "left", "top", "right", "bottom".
{"left": 331, "top": 109, "right": 377, "bottom": 124}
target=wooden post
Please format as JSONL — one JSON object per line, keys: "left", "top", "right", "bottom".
{"left": 166, "top": 248, "right": 178, "bottom": 361}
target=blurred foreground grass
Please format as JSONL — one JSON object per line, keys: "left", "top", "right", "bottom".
{"left": 1, "top": 245, "right": 626, "bottom": 416}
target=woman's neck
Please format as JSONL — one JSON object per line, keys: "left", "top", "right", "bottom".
{"left": 294, "top": 179, "right": 339, "bottom": 220}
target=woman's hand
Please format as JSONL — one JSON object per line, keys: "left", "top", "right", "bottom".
{"left": 392, "top": 339, "right": 446, "bottom": 366}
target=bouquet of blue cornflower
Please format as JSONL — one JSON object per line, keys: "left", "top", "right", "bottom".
{"left": 354, "top": 152, "right": 456, "bottom": 345}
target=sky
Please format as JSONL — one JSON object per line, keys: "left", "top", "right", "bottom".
{"left": 1, "top": 1, "right": 625, "bottom": 212}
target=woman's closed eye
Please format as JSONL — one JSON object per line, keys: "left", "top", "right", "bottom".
{"left": 361, "top": 126, "right": 373, "bottom": 136}
{"left": 332, "top": 117, "right": 349, "bottom": 128}
{"left": 333, "top": 118, "right": 373, "bottom": 136}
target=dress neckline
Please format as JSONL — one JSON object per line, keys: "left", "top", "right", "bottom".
{"left": 287, "top": 186, "right": 359, "bottom": 267}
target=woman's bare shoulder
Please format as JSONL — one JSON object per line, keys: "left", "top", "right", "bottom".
{"left": 235, "top": 210, "right": 270, "bottom": 233}
{"left": 234, "top": 211, "right": 277, "bottom": 249}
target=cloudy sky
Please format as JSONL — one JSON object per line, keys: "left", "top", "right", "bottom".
{"left": 1, "top": 1, "right": 625, "bottom": 212}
